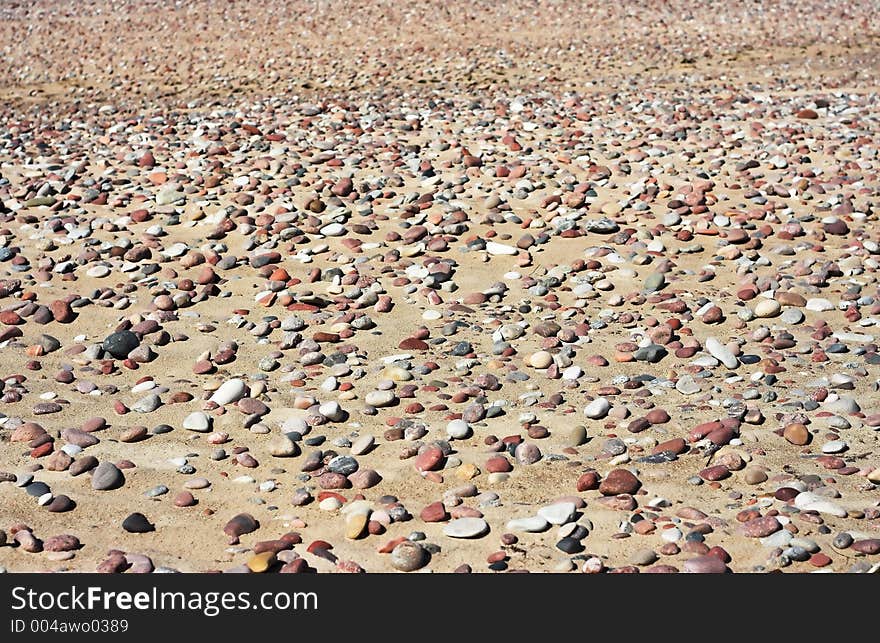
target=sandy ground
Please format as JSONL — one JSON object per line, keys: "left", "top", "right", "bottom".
{"left": 0, "top": 0, "right": 879, "bottom": 574}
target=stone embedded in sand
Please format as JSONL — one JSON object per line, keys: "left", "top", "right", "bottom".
{"left": 676, "top": 375, "right": 701, "bottom": 395}
{"left": 91, "top": 462, "right": 124, "bottom": 490}
{"left": 565, "top": 425, "right": 588, "bottom": 447}
{"left": 515, "top": 442, "right": 541, "bottom": 464}
{"left": 349, "top": 469, "right": 381, "bottom": 489}
{"left": 345, "top": 513, "right": 369, "bottom": 540}
{"left": 851, "top": 540, "right": 880, "bottom": 555}
{"left": 643, "top": 272, "right": 665, "bottom": 292}
{"left": 12, "top": 423, "right": 47, "bottom": 442}
{"left": 247, "top": 551, "right": 276, "bottom": 572}
{"left": 485, "top": 241, "right": 517, "bottom": 256}
{"left": 506, "top": 516, "right": 550, "bottom": 532}
{"left": 806, "top": 298, "right": 834, "bottom": 312}
{"left": 599, "top": 469, "right": 641, "bottom": 495}
{"left": 537, "top": 502, "right": 576, "bottom": 525}
{"left": 351, "top": 434, "right": 374, "bottom": 455}
{"left": 793, "top": 492, "right": 847, "bottom": 517}
{"left": 700, "top": 465, "right": 730, "bottom": 481}
{"left": 61, "top": 428, "right": 100, "bottom": 449}
{"left": 743, "top": 467, "right": 768, "bottom": 485}
{"left": 13, "top": 530, "right": 42, "bottom": 553}
{"left": 398, "top": 337, "right": 428, "bottom": 350}
{"left": 69, "top": 456, "right": 98, "bottom": 476}
{"left": 421, "top": 501, "right": 449, "bottom": 522}
{"left": 49, "top": 299, "right": 75, "bottom": 323}
{"left": 174, "top": 491, "right": 196, "bottom": 507}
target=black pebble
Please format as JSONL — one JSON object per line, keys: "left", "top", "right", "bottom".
{"left": 102, "top": 330, "right": 140, "bottom": 359}
{"left": 122, "top": 512, "right": 155, "bottom": 533}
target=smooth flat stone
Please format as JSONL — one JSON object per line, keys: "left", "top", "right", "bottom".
{"left": 537, "top": 502, "right": 577, "bottom": 525}
{"left": 794, "top": 492, "right": 847, "bottom": 517}
{"left": 821, "top": 440, "right": 847, "bottom": 454}
{"left": 485, "top": 241, "right": 517, "bottom": 256}
{"left": 506, "top": 516, "right": 550, "bottom": 533}
{"left": 443, "top": 517, "right": 489, "bottom": 539}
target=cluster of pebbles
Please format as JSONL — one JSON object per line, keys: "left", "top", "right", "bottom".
{"left": 0, "top": 0, "right": 879, "bottom": 573}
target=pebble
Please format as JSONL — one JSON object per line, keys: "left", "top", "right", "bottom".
{"left": 122, "top": 512, "right": 155, "bottom": 533}
{"left": 268, "top": 434, "right": 299, "bottom": 457}
{"left": 599, "top": 469, "right": 641, "bottom": 495}
{"left": 783, "top": 423, "right": 810, "bottom": 446}
{"left": 209, "top": 379, "right": 247, "bottom": 405}
{"left": 223, "top": 513, "right": 259, "bottom": 539}
{"left": 754, "top": 299, "right": 781, "bottom": 318}
{"left": 91, "top": 462, "right": 124, "bottom": 490}
{"left": 183, "top": 412, "right": 211, "bottom": 432}
{"left": 102, "top": 331, "right": 140, "bottom": 359}
{"left": 0, "top": 5, "right": 877, "bottom": 577}
{"left": 506, "top": 516, "right": 550, "bottom": 533}
{"left": 584, "top": 398, "right": 611, "bottom": 419}
{"left": 537, "top": 502, "right": 577, "bottom": 525}
{"left": 391, "top": 541, "right": 429, "bottom": 571}
{"left": 365, "top": 390, "right": 396, "bottom": 407}
{"left": 683, "top": 556, "right": 727, "bottom": 574}
{"left": 443, "top": 518, "right": 489, "bottom": 539}
{"left": 705, "top": 337, "right": 739, "bottom": 369}
{"left": 793, "top": 492, "right": 847, "bottom": 518}
{"left": 447, "top": 419, "right": 470, "bottom": 439}
{"left": 529, "top": 351, "right": 553, "bottom": 369}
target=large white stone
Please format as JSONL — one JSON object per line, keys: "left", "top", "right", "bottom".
{"left": 506, "top": 516, "right": 550, "bottom": 533}
{"left": 183, "top": 411, "right": 211, "bottom": 432}
{"left": 705, "top": 337, "right": 739, "bottom": 369}
{"left": 209, "top": 379, "right": 247, "bottom": 405}
{"left": 537, "top": 502, "right": 577, "bottom": 525}
{"left": 584, "top": 397, "right": 610, "bottom": 419}
{"left": 443, "top": 517, "right": 489, "bottom": 538}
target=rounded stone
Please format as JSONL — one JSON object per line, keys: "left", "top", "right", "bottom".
{"left": 122, "top": 512, "right": 155, "bottom": 533}
{"left": 599, "top": 469, "right": 641, "bottom": 495}
{"left": 91, "top": 462, "right": 124, "bottom": 490}
{"left": 529, "top": 351, "right": 553, "bottom": 369}
{"left": 391, "top": 541, "right": 429, "bottom": 571}
{"left": 102, "top": 331, "right": 140, "bottom": 359}
{"left": 783, "top": 423, "right": 810, "bottom": 446}
{"left": 754, "top": 299, "right": 781, "bottom": 318}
